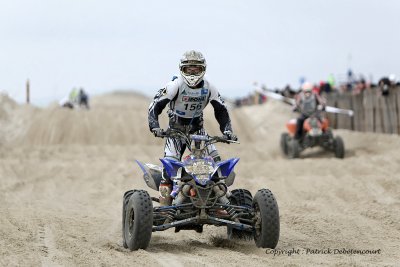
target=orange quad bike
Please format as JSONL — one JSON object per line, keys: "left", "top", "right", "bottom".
{"left": 280, "top": 111, "right": 345, "bottom": 159}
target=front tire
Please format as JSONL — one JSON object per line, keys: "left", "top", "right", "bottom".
{"left": 253, "top": 189, "right": 280, "bottom": 248}
{"left": 227, "top": 189, "right": 253, "bottom": 240}
{"left": 334, "top": 136, "right": 345, "bottom": 159}
{"left": 123, "top": 190, "right": 153, "bottom": 250}
{"left": 280, "top": 133, "right": 289, "bottom": 156}
{"left": 122, "top": 190, "right": 135, "bottom": 248}
{"left": 288, "top": 139, "right": 300, "bottom": 159}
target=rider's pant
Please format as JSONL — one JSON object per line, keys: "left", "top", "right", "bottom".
{"left": 161, "top": 127, "right": 220, "bottom": 184}
{"left": 295, "top": 115, "right": 308, "bottom": 140}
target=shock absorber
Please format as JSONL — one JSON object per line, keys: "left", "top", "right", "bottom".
{"left": 213, "top": 184, "right": 238, "bottom": 220}
{"left": 173, "top": 184, "right": 191, "bottom": 205}
{"left": 226, "top": 204, "right": 238, "bottom": 220}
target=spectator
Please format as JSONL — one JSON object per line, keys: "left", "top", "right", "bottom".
{"left": 378, "top": 76, "right": 394, "bottom": 96}
{"left": 327, "top": 74, "right": 336, "bottom": 91}
{"left": 78, "top": 88, "right": 90, "bottom": 109}
{"left": 69, "top": 87, "right": 79, "bottom": 104}
{"left": 320, "top": 81, "right": 332, "bottom": 94}
{"left": 353, "top": 78, "right": 367, "bottom": 95}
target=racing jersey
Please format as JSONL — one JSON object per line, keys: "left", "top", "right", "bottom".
{"left": 295, "top": 91, "right": 326, "bottom": 117}
{"left": 148, "top": 76, "right": 232, "bottom": 133}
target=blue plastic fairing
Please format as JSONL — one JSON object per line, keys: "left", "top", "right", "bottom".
{"left": 135, "top": 160, "right": 148, "bottom": 175}
{"left": 160, "top": 158, "right": 185, "bottom": 177}
{"left": 216, "top": 158, "right": 240, "bottom": 177}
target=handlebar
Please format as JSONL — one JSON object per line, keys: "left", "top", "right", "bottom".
{"left": 156, "top": 129, "right": 239, "bottom": 144}
{"left": 296, "top": 108, "right": 325, "bottom": 117}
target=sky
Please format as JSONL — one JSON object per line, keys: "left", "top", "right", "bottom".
{"left": 1, "top": 0, "right": 400, "bottom": 105}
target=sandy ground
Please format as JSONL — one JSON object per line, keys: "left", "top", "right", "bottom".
{"left": 0, "top": 92, "right": 399, "bottom": 266}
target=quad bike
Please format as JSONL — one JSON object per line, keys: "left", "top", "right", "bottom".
{"left": 122, "top": 128, "right": 280, "bottom": 250}
{"left": 280, "top": 111, "right": 345, "bottom": 159}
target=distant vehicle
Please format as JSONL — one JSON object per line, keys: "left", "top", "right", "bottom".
{"left": 255, "top": 89, "right": 351, "bottom": 159}
{"left": 77, "top": 89, "right": 89, "bottom": 109}
{"left": 59, "top": 88, "right": 90, "bottom": 110}
{"left": 59, "top": 97, "right": 74, "bottom": 109}
{"left": 281, "top": 111, "right": 345, "bottom": 159}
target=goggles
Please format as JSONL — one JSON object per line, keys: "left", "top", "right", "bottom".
{"left": 181, "top": 65, "right": 205, "bottom": 75}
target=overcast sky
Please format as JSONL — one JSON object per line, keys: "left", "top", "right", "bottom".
{"left": 1, "top": 0, "right": 399, "bottom": 105}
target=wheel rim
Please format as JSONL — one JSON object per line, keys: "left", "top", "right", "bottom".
{"left": 128, "top": 208, "right": 135, "bottom": 238}
{"left": 254, "top": 203, "right": 262, "bottom": 239}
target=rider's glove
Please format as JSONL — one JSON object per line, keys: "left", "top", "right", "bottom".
{"left": 223, "top": 130, "right": 238, "bottom": 141}
{"left": 151, "top": 128, "right": 164, "bottom": 137}
{"left": 317, "top": 105, "right": 325, "bottom": 111}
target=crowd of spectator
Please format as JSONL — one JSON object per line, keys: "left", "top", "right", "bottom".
{"left": 234, "top": 70, "right": 399, "bottom": 107}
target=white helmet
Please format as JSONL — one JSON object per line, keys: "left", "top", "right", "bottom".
{"left": 179, "top": 50, "right": 206, "bottom": 87}
{"left": 302, "top": 82, "right": 313, "bottom": 93}
{"left": 389, "top": 74, "right": 397, "bottom": 84}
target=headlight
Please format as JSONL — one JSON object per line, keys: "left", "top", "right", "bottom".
{"left": 185, "top": 161, "right": 214, "bottom": 176}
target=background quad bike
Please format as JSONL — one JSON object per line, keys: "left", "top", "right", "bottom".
{"left": 254, "top": 89, "right": 350, "bottom": 159}
{"left": 280, "top": 119, "right": 345, "bottom": 159}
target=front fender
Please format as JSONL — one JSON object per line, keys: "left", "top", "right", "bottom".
{"left": 159, "top": 158, "right": 185, "bottom": 178}
{"left": 135, "top": 160, "right": 162, "bottom": 191}
{"left": 215, "top": 158, "right": 240, "bottom": 177}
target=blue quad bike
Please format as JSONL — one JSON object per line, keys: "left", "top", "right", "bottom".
{"left": 122, "top": 129, "right": 280, "bottom": 250}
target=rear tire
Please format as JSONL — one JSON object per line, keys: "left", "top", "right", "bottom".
{"left": 334, "top": 136, "right": 345, "bottom": 159}
{"left": 123, "top": 190, "right": 153, "bottom": 250}
{"left": 122, "top": 190, "right": 135, "bottom": 248}
{"left": 227, "top": 189, "right": 253, "bottom": 240}
{"left": 288, "top": 139, "right": 300, "bottom": 159}
{"left": 253, "top": 189, "right": 280, "bottom": 248}
{"left": 280, "top": 133, "right": 289, "bottom": 156}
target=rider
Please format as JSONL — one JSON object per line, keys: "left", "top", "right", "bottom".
{"left": 378, "top": 74, "right": 398, "bottom": 96}
{"left": 69, "top": 87, "right": 79, "bottom": 104}
{"left": 293, "top": 82, "right": 326, "bottom": 140}
{"left": 78, "top": 88, "right": 90, "bottom": 109}
{"left": 148, "top": 50, "right": 238, "bottom": 206}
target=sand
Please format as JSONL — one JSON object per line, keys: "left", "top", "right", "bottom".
{"left": 0, "top": 92, "right": 399, "bottom": 266}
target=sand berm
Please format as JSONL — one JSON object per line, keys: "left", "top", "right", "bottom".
{"left": 0, "top": 92, "right": 399, "bottom": 266}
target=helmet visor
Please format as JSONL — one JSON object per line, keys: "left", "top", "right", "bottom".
{"left": 182, "top": 65, "right": 205, "bottom": 75}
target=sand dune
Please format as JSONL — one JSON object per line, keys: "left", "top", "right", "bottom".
{"left": 0, "top": 92, "right": 399, "bottom": 266}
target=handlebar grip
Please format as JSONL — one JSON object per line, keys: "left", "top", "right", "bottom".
{"left": 154, "top": 129, "right": 167, "bottom": 138}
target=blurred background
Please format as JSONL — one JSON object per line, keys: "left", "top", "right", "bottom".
{"left": 1, "top": 0, "right": 400, "bottom": 105}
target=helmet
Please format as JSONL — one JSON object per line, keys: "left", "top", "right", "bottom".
{"left": 179, "top": 50, "right": 206, "bottom": 87}
{"left": 389, "top": 74, "right": 397, "bottom": 84}
{"left": 301, "top": 82, "right": 313, "bottom": 93}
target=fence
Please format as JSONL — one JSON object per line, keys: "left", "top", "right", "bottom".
{"left": 324, "top": 87, "right": 400, "bottom": 134}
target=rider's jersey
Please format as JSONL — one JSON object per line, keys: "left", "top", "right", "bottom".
{"left": 148, "top": 76, "right": 232, "bottom": 133}
{"left": 300, "top": 93, "right": 317, "bottom": 116}
{"left": 295, "top": 91, "right": 325, "bottom": 117}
